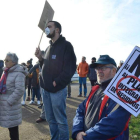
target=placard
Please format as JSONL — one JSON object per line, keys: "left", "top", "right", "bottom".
{"left": 104, "top": 46, "right": 140, "bottom": 117}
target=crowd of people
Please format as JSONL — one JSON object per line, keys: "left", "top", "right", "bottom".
{"left": 0, "top": 20, "right": 130, "bottom": 140}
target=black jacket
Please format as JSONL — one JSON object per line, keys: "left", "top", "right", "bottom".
{"left": 40, "top": 35, "right": 76, "bottom": 93}
{"left": 0, "top": 60, "right": 4, "bottom": 78}
{"left": 88, "top": 64, "right": 97, "bottom": 81}
{"left": 0, "top": 68, "right": 3, "bottom": 78}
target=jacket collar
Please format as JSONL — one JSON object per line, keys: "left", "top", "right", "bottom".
{"left": 96, "top": 78, "right": 112, "bottom": 88}
{"left": 49, "top": 35, "right": 65, "bottom": 46}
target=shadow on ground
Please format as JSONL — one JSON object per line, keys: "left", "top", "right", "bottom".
{"left": 0, "top": 82, "right": 90, "bottom": 140}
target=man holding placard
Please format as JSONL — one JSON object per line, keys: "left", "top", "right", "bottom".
{"left": 72, "top": 55, "right": 131, "bottom": 140}
{"left": 35, "top": 21, "right": 76, "bottom": 140}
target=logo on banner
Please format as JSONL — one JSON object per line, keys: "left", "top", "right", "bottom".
{"left": 104, "top": 46, "right": 140, "bottom": 117}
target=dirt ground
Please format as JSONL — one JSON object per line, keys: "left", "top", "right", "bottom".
{"left": 0, "top": 82, "right": 91, "bottom": 140}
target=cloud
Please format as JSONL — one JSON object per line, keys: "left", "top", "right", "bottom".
{"left": 0, "top": 0, "right": 140, "bottom": 66}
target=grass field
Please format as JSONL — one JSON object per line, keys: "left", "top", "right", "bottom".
{"left": 129, "top": 115, "right": 140, "bottom": 140}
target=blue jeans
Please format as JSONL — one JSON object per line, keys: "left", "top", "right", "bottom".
{"left": 40, "top": 87, "right": 45, "bottom": 120}
{"left": 79, "top": 77, "right": 87, "bottom": 96}
{"left": 43, "top": 87, "right": 69, "bottom": 140}
{"left": 23, "top": 90, "right": 26, "bottom": 101}
{"left": 32, "top": 87, "right": 40, "bottom": 101}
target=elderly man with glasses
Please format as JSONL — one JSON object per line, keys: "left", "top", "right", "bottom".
{"left": 72, "top": 55, "right": 131, "bottom": 140}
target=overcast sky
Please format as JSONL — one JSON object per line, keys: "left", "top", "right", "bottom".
{"left": 0, "top": 0, "right": 140, "bottom": 65}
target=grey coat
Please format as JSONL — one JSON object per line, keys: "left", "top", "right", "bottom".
{"left": 0, "top": 64, "right": 28, "bottom": 128}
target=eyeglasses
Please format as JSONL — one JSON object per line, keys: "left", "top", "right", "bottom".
{"left": 4, "top": 59, "right": 11, "bottom": 62}
{"left": 95, "top": 66, "right": 114, "bottom": 71}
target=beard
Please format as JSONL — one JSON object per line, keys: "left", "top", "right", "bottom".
{"left": 97, "top": 70, "right": 114, "bottom": 84}
{"left": 47, "top": 30, "right": 55, "bottom": 38}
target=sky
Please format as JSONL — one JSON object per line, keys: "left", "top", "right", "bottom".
{"left": 0, "top": 0, "right": 140, "bottom": 66}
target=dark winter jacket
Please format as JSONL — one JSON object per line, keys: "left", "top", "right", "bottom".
{"left": 29, "top": 64, "right": 39, "bottom": 74}
{"left": 0, "top": 68, "right": 3, "bottom": 78}
{"left": 40, "top": 35, "right": 76, "bottom": 93}
{"left": 72, "top": 80, "right": 131, "bottom": 140}
{"left": 27, "top": 64, "right": 33, "bottom": 86}
{"left": 0, "top": 60, "right": 4, "bottom": 78}
{"left": 88, "top": 64, "right": 97, "bottom": 81}
{"left": 28, "top": 68, "right": 39, "bottom": 88}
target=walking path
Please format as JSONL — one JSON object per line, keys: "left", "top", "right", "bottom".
{"left": 0, "top": 82, "right": 91, "bottom": 140}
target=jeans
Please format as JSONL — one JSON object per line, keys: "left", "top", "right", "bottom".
{"left": 23, "top": 90, "right": 26, "bottom": 101}
{"left": 32, "top": 87, "right": 40, "bottom": 101}
{"left": 40, "top": 87, "right": 45, "bottom": 119}
{"left": 67, "top": 83, "right": 71, "bottom": 97}
{"left": 43, "top": 87, "right": 69, "bottom": 140}
{"left": 27, "top": 85, "right": 32, "bottom": 97}
{"left": 40, "top": 104, "right": 45, "bottom": 119}
{"left": 79, "top": 77, "right": 87, "bottom": 96}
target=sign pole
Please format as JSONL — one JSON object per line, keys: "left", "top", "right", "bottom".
{"left": 38, "top": 19, "right": 48, "bottom": 48}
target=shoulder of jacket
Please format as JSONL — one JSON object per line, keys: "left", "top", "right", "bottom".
{"left": 64, "top": 41, "right": 73, "bottom": 48}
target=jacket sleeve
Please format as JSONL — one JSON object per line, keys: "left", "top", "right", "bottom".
{"left": 72, "top": 99, "right": 87, "bottom": 140}
{"left": 29, "top": 64, "right": 39, "bottom": 74}
{"left": 28, "top": 73, "right": 33, "bottom": 78}
{"left": 39, "top": 47, "right": 49, "bottom": 68}
{"left": 39, "top": 59, "right": 44, "bottom": 68}
{"left": 55, "top": 42, "right": 76, "bottom": 86}
{"left": 77, "top": 64, "right": 80, "bottom": 74}
{"left": 87, "top": 65, "right": 90, "bottom": 78}
{"left": 83, "top": 106, "right": 131, "bottom": 140}
{"left": 7, "top": 72, "right": 25, "bottom": 105}
{"left": 84, "top": 64, "right": 89, "bottom": 75}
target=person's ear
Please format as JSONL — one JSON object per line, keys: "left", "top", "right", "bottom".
{"left": 55, "top": 28, "right": 59, "bottom": 33}
{"left": 112, "top": 68, "right": 117, "bottom": 74}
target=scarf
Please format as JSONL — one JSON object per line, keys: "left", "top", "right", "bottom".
{"left": 0, "top": 68, "right": 9, "bottom": 94}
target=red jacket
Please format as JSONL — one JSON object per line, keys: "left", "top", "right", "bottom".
{"left": 77, "top": 61, "right": 88, "bottom": 77}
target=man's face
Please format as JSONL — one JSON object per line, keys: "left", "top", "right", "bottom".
{"left": 46, "top": 22, "right": 56, "bottom": 38}
{"left": 82, "top": 57, "right": 85, "bottom": 62}
{"left": 26, "top": 62, "right": 30, "bottom": 67}
{"left": 95, "top": 64, "right": 116, "bottom": 84}
{"left": 92, "top": 59, "right": 96, "bottom": 64}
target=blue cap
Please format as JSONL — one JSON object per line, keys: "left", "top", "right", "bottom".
{"left": 93, "top": 55, "right": 116, "bottom": 68}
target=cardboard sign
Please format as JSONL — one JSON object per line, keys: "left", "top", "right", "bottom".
{"left": 38, "top": 0, "right": 54, "bottom": 31}
{"left": 104, "top": 46, "right": 140, "bottom": 117}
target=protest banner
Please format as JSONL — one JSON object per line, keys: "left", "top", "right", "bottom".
{"left": 38, "top": 0, "right": 54, "bottom": 47}
{"left": 38, "top": 0, "right": 54, "bottom": 31}
{"left": 104, "top": 46, "right": 140, "bottom": 117}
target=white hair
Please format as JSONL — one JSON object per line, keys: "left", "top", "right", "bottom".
{"left": 6, "top": 52, "right": 18, "bottom": 64}
{"left": 108, "top": 64, "right": 117, "bottom": 70}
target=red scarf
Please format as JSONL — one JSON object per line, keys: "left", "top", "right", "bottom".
{"left": 0, "top": 68, "right": 9, "bottom": 94}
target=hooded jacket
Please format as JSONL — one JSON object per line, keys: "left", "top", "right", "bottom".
{"left": 88, "top": 63, "right": 97, "bottom": 81}
{"left": 77, "top": 61, "right": 88, "bottom": 77}
{"left": 0, "top": 64, "right": 28, "bottom": 128}
{"left": 40, "top": 35, "right": 76, "bottom": 93}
